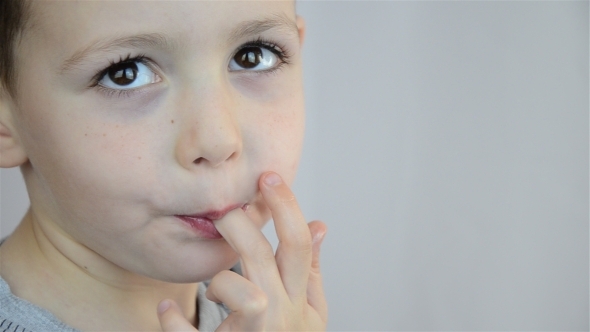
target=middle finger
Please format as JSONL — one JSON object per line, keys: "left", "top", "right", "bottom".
{"left": 259, "top": 172, "right": 313, "bottom": 301}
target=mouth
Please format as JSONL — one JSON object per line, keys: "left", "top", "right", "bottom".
{"left": 174, "top": 204, "right": 249, "bottom": 239}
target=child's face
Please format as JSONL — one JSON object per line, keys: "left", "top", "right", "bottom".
{"left": 11, "top": 1, "right": 304, "bottom": 282}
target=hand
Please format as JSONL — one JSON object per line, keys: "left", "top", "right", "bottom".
{"left": 157, "top": 172, "right": 328, "bottom": 331}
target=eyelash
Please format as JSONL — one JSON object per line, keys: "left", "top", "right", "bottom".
{"left": 89, "top": 37, "right": 292, "bottom": 98}
{"left": 232, "top": 37, "right": 292, "bottom": 73}
{"left": 89, "top": 53, "right": 151, "bottom": 98}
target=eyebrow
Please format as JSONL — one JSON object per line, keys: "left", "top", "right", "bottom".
{"left": 228, "top": 13, "right": 298, "bottom": 44}
{"left": 60, "top": 33, "right": 175, "bottom": 74}
{"left": 59, "top": 14, "right": 298, "bottom": 74}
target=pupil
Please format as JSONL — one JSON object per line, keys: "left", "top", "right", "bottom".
{"left": 108, "top": 62, "right": 138, "bottom": 86}
{"left": 235, "top": 47, "right": 263, "bottom": 69}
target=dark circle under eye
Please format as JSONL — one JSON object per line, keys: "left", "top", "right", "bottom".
{"left": 107, "top": 62, "right": 138, "bottom": 86}
{"left": 233, "top": 47, "right": 264, "bottom": 69}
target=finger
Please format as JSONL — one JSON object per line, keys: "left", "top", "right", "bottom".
{"left": 306, "top": 220, "right": 328, "bottom": 322}
{"left": 214, "top": 208, "right": 283, "bottom": 295}
{"left": 260, "top": 172, "right": 313, "bottom": 300}
{"left": 206, "top": 270, "right": 267, "bottom": 331}
{"left": 157, "top": 299, "right": 198, "bottom": 332}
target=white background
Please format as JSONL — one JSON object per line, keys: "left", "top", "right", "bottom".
{"left": 1, "top": 1, "right": 588, "bottom": 330}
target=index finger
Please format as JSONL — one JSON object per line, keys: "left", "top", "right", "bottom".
{"left": 214, "top": 207, "right": 284, "bottom": 296}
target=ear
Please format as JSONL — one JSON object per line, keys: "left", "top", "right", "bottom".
{"left": 0, "top": 89, "right": 28, "bottom": 168}
{"left": 296, "top": 16, "right": 306, "bottom": 47}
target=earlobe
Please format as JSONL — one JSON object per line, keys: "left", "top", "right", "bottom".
{"left": 296, "top": 16, "right": 306, "bottom": 47}
{"left": 0, "top": 90, "right": 28, "bottom": 168}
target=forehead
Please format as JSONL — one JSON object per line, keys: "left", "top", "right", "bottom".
{"left": 24, "top": 1, "right": 296, "bottom": 60}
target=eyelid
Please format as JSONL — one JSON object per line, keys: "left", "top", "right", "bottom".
{"left": 229, "top": 37, "right": 292, "bottom": 72}
{"left": 237, "top": 39, "right": 289, "bottom": 61}
{"left": 94, "top": 83, "right": 160, "bottom": 99}
{"left": 89, "top": 54, "right": 160, "bottom": 88}
{"left": 89, "top": 54, "right": 164, "bottom": 100}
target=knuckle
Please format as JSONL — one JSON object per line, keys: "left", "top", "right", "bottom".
{"left": 242, "top": 289, "right": 268, "bottom": 316}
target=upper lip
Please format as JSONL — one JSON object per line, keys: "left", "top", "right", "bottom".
{"left": 175, "top": 203, "right": 244, "bottom": 220}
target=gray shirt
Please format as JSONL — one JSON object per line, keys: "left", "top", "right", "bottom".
{"left": 0, "top": 276, "right": 228, "bottom": 332}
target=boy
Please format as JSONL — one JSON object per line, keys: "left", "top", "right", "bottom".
{"left": 0, "top": 1, "right": 327, "bottom": 331}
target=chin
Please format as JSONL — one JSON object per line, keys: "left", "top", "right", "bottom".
{"left": 129, "top": 240, "right": 240, "bottom": 284}
{"left": 155, "top": 256, "right": 239, "bottom": 284}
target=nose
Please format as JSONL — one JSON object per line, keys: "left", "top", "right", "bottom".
{"left": 175, "top": 82, "right": 242, "bottom": 169}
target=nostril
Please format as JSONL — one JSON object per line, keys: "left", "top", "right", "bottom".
{"left": 191, "top": 151, "right": 238, "bottom": 167}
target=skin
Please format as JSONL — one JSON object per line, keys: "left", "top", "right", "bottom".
{"left": 0, "top": 1, "right": 327, "bottom": 331}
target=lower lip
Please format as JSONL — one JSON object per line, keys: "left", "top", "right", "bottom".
{"left": 174, "top": 204, "right": 248, "bottom": 239}
{"left": 175, "top": 215, "right": 222, "bottom": 239}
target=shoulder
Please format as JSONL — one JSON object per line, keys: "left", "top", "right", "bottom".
{"left": 0, "top": 276, "right": 79, "bottom": 332}
{"left": 0, "top": 277, "right": 230, "bottom": 332}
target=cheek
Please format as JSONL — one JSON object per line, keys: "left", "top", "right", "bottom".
{"left": 14, "top": 53, "right": 169, "bottom": 197}
{"left": 245, "top": 100, "right": 305, "bottom": 184}
{"left": 16, "top": 95, "right": 164, "bottom": 215}
{"left": 233, "top": 67, "right": 305, "bottom": 181}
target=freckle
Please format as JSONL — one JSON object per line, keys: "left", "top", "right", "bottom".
{"left": 103, "top": 133, "right": 106, "bottom": 137}
{"left": 171, "top": 119, "right": 175, "bottom": 124}
{"left": 137, "top": 157, "right": 142, "bottom": 160}
{"left": 84, "top": 134, "right": 87, "bottom": 136}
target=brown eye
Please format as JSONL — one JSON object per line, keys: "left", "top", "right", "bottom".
{"left": 229, "top": 45, "right": 280, "bottom": 71}
{"left": 233, "top": 47, "right": 264, "bottom": 69}
{"left": 98, "top": 60, "right": 160, "bottom": 91}
{"left": 107, "top": 62, "right": 138, "bottom": 86}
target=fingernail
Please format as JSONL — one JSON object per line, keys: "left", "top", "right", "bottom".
{"left": 158, "top": 300, "right": 171, "bottom": 315}
{"left": 264, "top": 172, "right": 282, "bottom": 187}
{"left": 313, "top": 230, "right": 326, "bottom": 246}
{"left": 312, "top": 230, "right": 326, "bottom": 263}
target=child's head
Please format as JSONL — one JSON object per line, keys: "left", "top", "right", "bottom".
{"left": 0, "top": 1, "right": 305, "bottom": 283}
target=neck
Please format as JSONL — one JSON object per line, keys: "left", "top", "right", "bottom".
{"left": 0, "top": 209, "right": 198, "bottom": 331}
